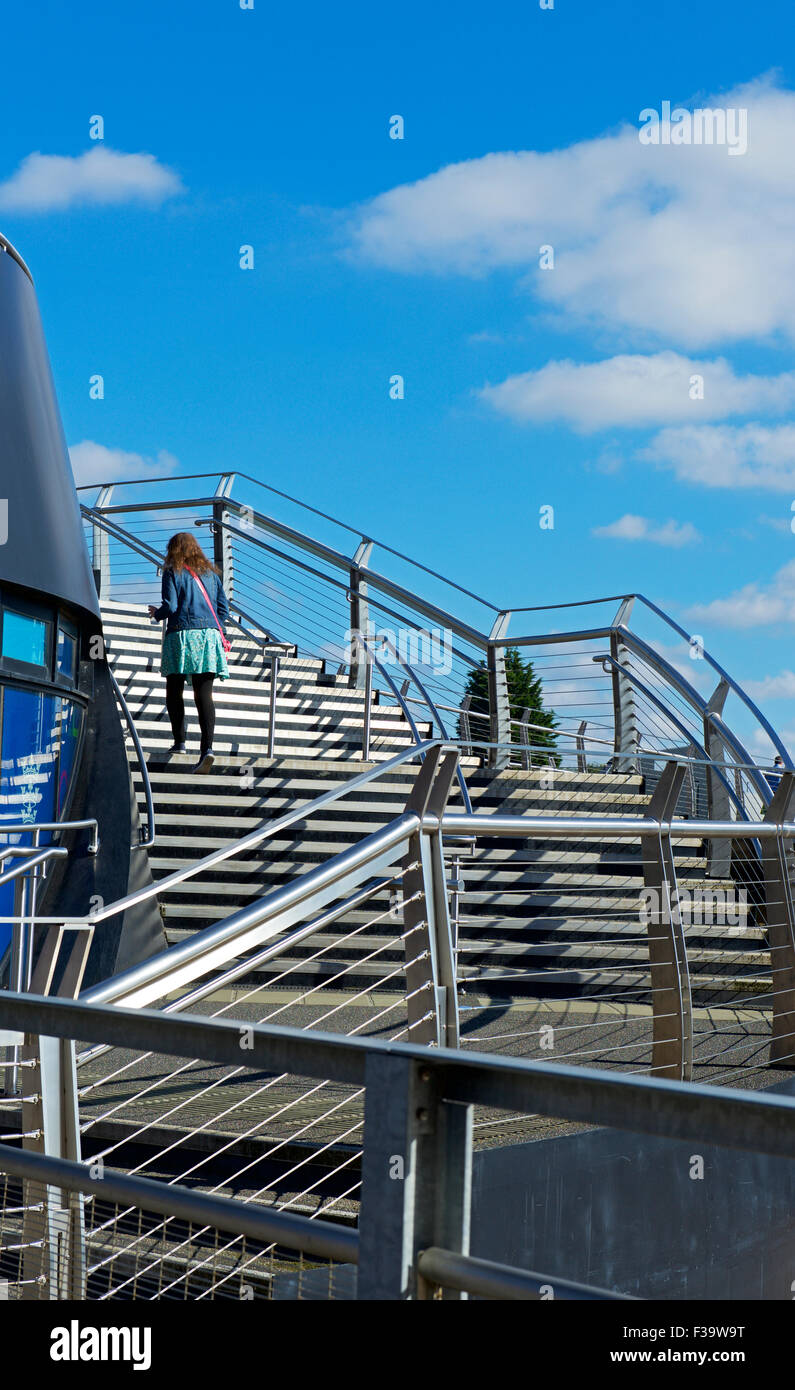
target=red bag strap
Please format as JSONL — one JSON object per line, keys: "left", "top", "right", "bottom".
{"left": 186, "top": 567, "right": 224, "bottom": 638}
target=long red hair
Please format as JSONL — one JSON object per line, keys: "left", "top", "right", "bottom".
{"left": 164, "top": 532, "right": 218, "bottom": 576}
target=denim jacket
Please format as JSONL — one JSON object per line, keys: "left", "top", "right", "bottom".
{"left": 154, "top": 566, "right": 230, "bottom": 635}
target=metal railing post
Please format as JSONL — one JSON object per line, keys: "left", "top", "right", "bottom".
{"left": 459, "top": 694, "right": 472, "bottom": 757}
{"left": 487, "top": 612, "right": 512, "bottom": 772}
{"left": 17, "top": 916, "right": 94, "bottom": 1299}
{"left": 362, "top": 650, "right": 373, "bottom": 760}
{"left": 641, "top": 761, "right": 693, "bottom": 1081}
{"left": 212, "top": 474, "right": 236, "bottom": 598}
{"left": 400, "top": 746, "right": 461, "bottom": 1048}
{"left": 518, "top": 708, "right": 531, "bottom": 769}
{"left": 267, "top": 654, "right": 280, "bottom": 759}
{"left": 760, "top": 772, "right": 795, "bottom": 1067}
{"left": 91, "top": 484, "right": 114, "bottom": 596}
{"left": 704, "top": 680, "right": 733, "bottom": 877}
{"left": 356, "top": 1051, "right": 472, "bottom": 1300}
{"left": 576, "top": 720, "right": 588, "bottom": 773}
{"left": 610, "top": 601, "right": 641, "bottom": 773}
{"left": 349, "top": 538, "right": 374, "bottom": 689}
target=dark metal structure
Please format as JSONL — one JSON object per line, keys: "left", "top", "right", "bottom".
{"left": 0, "top": 235, "right": 164, "bottom": 985}
{"left": 0, "top": 237, "right": 99, "bottom": 621}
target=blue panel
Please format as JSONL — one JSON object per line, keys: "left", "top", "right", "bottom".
{"left": 2, "top": 609, "right": 46, "bottom": 666}
{"left": 56, "top": 700, "right": 83, "bottom": 816}
{"left": 0, "top": 687, "right": 60, "bottom": 958}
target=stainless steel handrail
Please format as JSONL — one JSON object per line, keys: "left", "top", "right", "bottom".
{"left": 88, "top": 504, "right": 463, "bottom": 796}
{"left": 596, "top": 651, "right": 750, "bottom": 823}
{"left": 0, "top": 845, "right": 68, "bottom": 888}
{"left": 19, "top": 740, "right": 444, "bottom": 930}
{"left": 80, "top": 482, "right": 788, "bottom": 816}
{"left": 108, "top": 667, "right": 156, "bottom": 849}
{"left": 633, "top": 592, "right": 794, "bottom": 771}
{"left": 88, "top": 497, "right": 490, "bottom": 650}
{"left": 374, "top": 634, "right": 473, "bottom": 814}
{"left": 82, "top": 506, "right": 295, "bottom": 653}
{"left": 441, "top": 811, "right": 795, "bottom": 839}
{"left": 77, "top": 471, "right": 502, "bottom": 614}
{"left": 83, "top": 811, "right": 420, "bottom": 1008}
{"left": 80, "top": 481, "right": 787, "bottom": 775}
{"left": 618, "top": 628, "right": 773, "bottom": 805}
{"left": 0, "top": 819, "right": 99, "bottom": 854}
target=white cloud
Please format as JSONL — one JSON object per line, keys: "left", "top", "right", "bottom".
{"left": 480, "top": 352, "right": 795, "bottom": 431}
{"left": 0, "top": 148, "right": 183, "bottom": 213}
{"left": 592, "top": 513, "right": 700, "bottom": 547}
{"left": 745, "top": 671, "right": 795, "bottom": 699}
{"left": 68, "top": 441, "right": 179, "bottom": 487}
{"left": 643, "top": 423, "right": 795, "bottom": 490}
{"left": 686, "top": 559, "right": 795, "bottom": 628}
{"left": 348, "top": 76, "right": 795, "bottom": 348}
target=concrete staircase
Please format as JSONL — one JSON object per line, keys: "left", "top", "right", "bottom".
{"left": 104, "top": 600, "right": 771, "bottom": 1007}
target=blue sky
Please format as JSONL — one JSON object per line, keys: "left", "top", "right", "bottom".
{"left": 2, "top": 0, "right": 795, "bottom": 750}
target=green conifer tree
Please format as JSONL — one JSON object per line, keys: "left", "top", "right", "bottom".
{"left": 460, "top": 647, "right": 558, "bottom": 761}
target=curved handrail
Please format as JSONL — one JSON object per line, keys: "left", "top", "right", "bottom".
{"left": 81, "top": 506, "right": 294, "bottom": 653}
{"left": 0, "top": 819, "right": 99, "bottom": 854}
{"left": 20, "top": 740, "right": 445, "bottom": 931}
{"left": 108, "top": 667, "right": 155, "bottom": 850}
{"left": 632, "top": 594, "right": 793, "bottom": 771}
{"left": 81, "top": 487, "right": 790, "bottom": 809}
{"left": 77, "top": 471, "right": 502, "bottom": 614}
{"left": 596, "top": 652, "right": 753, "bottom": 827}
{"left": 0, "top": 845, "right": 68, "bottom": 889}
{"left": 618, "top": 628, "right": 773, "bottom": 809}
{"left": 374, "top": 634, "right": 473, "bottom": 814}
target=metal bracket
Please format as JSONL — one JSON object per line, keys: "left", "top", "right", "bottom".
{"left": 356, "top": 1052, "right": 472, "bottom": 1299}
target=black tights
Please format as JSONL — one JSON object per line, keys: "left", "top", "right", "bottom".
{"left": 166, "top": 673, "right": 216, "bottom": 752}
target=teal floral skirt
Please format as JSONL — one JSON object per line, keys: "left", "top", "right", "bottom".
{"left": 162, "top": 628, "right": 229, "bottom": 679}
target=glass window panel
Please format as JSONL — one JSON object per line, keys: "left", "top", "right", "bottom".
{"left": 56, "top": 627, "right": 77, "bottom": 682}
{"left": 2, "top": 609, "right": 47, "bottom": 666}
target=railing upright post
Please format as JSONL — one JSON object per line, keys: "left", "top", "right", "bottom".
{"left": 91, "top": 484, "right": 114, "bottom": 597}
{"left": 267, "top": 654, "right": 279, "bottom": 759}
{"left": 401, "top": 746, "right": 461, "bottom": 1048}
{"left": 760, "top": 772, "right": 795, "bottom": 1067}
{"left": 212, "top": 474, "right": 236, "bottom": 599}
{"left": 519, "top": 708, "right": 531, "bottom": 770}
{"left": 641, "top": 760, "right": 693, "bottom": 1081}
{"left": 357, "top": 1052, "right": 472, "bottom": 1300}
{"left": 349, "top": 539, "right": 374, "bottom": 690}
{"left": 362, "top": 650, "right": 373, "bottom": 760}
{"left": 487, "top": 612, "right": 512, "bottom": 772}
{"left": 610, "top": 601, "right": 640, "bottom": 773}
{"left": 704, "top": 680, "right": 732, "bottom": 877}
{"left": 459, "top": 694, "right": 472, "bottom": 758}
{"left": 576, "top": 720, "right": 588, "bottom": 773}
